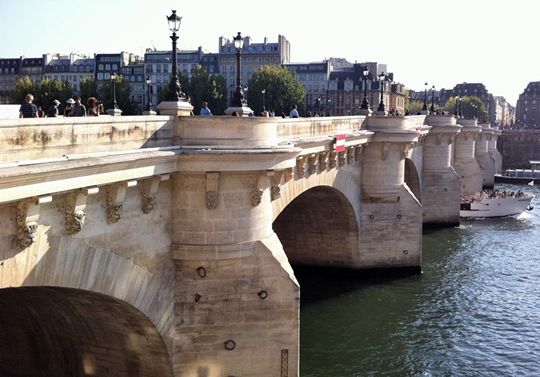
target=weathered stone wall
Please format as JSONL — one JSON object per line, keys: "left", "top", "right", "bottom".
{"left": 170, "top": 172, "right": 299, "bottom": 377}
{"left": 0, "top": 287, "right": 173, "bottom": 377}
{"left": 498, "top": 130, "right": 540, "bottom": 169}
{"left": 421, "top": 168, "right": 461, "bottom": 226}
{"left": 0, "top": 115, "right": 174, "bottom": 163}
{"left": 0, "top": 183, "right": 175, "bottom": 356}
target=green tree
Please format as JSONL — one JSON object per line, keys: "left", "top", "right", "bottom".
{"left": 36, "top": 79, "right": 73, "bottom": 112}
{"left": 247, "top": 65, "right": 306, "bottom": 116}
{"left": 189, "top": 65, "right": 227, "bottom": 115}
{"left": 9, "top": 77, "right": 73, "bottom": 112}
{"left": 157, "top": 71, "right": 190, "bottom": 105}
{"left": 407, "top": 100, "right": 425, "bottom": 115}
{"left": 444, "top": 96, "right": 487, "bottom": 122}
{"left": 98, "top": 76, "right": 138, "bottom": 115}
{"left": 9, "top": 76, "right": 37, "bottom": 105}
{"left": 80, "top": 78, "right": 99, "bottom": 104}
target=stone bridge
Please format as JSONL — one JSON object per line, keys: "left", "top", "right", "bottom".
{"left": 0, "top": 111, "right": 501, "bottom": 377}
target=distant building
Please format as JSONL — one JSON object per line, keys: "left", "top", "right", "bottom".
{"left": 218, "top": 35, "right": 290, "bottom": 101}
{"left": 201, "top": 53, "right": 219, "bottom": 75}
{"left": 325, "top": 62, "right": 402, "bottom": 116}
{"left": 121, "top": 62, "right": 145, "bottom": 113}
{"left": 516, "top": 82, "right": 540, "bottom": 128}
{"left": 284, "top": 61, "right": 330, "bottom": 114}
{"left": 95, "top": 52, "right": 137, "bottom": 82}
{"left": 43, "top": 53, "right": 95, "bottom": 94}
{"left": 0, "top": 58, "right": 22, "bottom": 103}
{"left": 143, "top": 48, "right": 205, "bottom": 106}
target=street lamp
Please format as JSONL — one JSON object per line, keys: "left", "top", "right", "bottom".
{"left": 422, "top": 82, "right": 428, "bottom": 111}
{"left": 262, "top": 89, "right": 266, "bottom": 110}
{"left": 454, "top": 96, "right": 460, "bottom": 117}
{"left": 327, "top": 98, "right": 332, "bottom": 116}
{"left": 377, "top": 72, "right": 385, "bottom": 112}
{"left": 430, "top": 85, "right": 435, "bottom": 113}
{"left": 471, "top": 103, "right": 478, "bottom": 119}
{"left": 110, "top": 72, "right": 118, "bottom": 109}
{"left": 361, "top": 67, "right": 369, "bottom": 110}
{"left": 315, "top": 96, "right": 321, "bottom": 116}
{"left": 231, "top": 32, "right": 247, "bottom": 107}
{"left": 145, "top": 76, "right": 153, "bottom": 112}
{"left": 166, "top": 10, "right": 184, "bottom": 101}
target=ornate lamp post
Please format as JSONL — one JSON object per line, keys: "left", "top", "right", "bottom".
{"left": 166, "top": 10, "right": 184, "bottom": 102}
{"left": 110, "top": 72, "right": 118, "bottom": 109}
{"left": 422, "top": 82, "right": 428, "bottom": 111}
{"left": 429, "top": 85, "right": 435, "bottom": 113}
{"left": 315, "top": 96, "right": 321, "bottom": 115}
{"left": 458, "top": 96, "right": 463, "bottom": 117}
{"left": 361, "top": 67, "right": 370, "bottom": 110}
{"left": 231, "top": 32, "right": 246, "bottom": 107}
{"left": 454, "top": 95, "right": 460, "bottom": 117}
{"left": 145, "top": 76, "right": 153, "bottom": 112}
{"left": 377, "top": 72, "right": 386, "bottom": 112}
{"left": 261, "top": 89, "right": 266, "bottom": 110}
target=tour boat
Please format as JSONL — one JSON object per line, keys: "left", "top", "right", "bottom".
{"left": 495, "top": 160, "right": 540, "bottom": 184}
{"left": 460, "top": 191, "right": 534, "bottom": 218}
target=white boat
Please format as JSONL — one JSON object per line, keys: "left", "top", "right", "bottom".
{"left": 460, "top": 191, "right": 534, "bottom": 218}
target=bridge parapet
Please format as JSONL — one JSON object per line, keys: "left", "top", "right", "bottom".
{"left": 0, "top": 115, "right": 174, "bottom": 163}
{"left": 177, "top": 115, "right": 368, "bottom": 149}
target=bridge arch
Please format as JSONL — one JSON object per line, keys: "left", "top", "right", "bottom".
{"left": 273, "top": 185, "right": 360, "bottom": 267}
{"left": 405, "top": 158, "right": 422, "bottom": 202}
{"left": 0, "top": 286, "right": 173, "bottom": 377}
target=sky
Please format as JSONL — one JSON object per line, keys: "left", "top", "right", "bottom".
{"left": 0, "top": 0, "right": 538, "bottom": 105}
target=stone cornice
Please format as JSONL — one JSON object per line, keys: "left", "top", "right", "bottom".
{"left": 178, "top": 147, "right": 299, "bottom": 172}
{"left": 0, "top": 149, "right": 180, "bottom": 204}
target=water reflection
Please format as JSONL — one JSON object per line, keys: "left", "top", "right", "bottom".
{"left": 299, "top": 184, "right": 540, "bottom": 377}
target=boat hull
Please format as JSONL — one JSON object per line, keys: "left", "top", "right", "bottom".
{"left": 460, "top": 195, "right": 534, "bottom": 218}
{"left": 494, "top": 175, "right": 540, "bottom": 184}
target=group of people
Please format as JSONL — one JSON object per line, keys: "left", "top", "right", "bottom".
{"left": 19, "top": 93, "right": 104, "bottom": 118}
{"left": 197, "top": 101, "right": 302, "bottom": 119}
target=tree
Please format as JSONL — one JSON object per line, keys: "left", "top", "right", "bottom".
{"left": 157, "top": 71, "right": 190, "bottom": 105}
{"left": 189, "top": 65, "right": 227, "bottom": 115}
{"left": 80, "top": 78, "right": 99, "bottom": 104}
{"left": 444, "top": 96, "right": 487, "bottom": 122}
{"left": 9, "top": 76, "right": 37, "bottom": 105}
{"left": 247, "top": 65, "right": 306, "bottom": 116}
{"left": 36, "top": 79, "right": 73, "bottom": 112}
{"left": 406, "top": 100, "right": 425, "bottom": 115}
{"left": 9, "top": 76, "right": 73, "bottom": 112}
{"left": 98, "top": 76, "right": 138, "bottom": 115}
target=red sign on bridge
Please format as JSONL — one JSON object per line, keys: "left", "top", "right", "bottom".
{"left": 335, "top": 134, "right": 346, "bottom": 152}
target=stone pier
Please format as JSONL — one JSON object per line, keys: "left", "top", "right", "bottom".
{"left": 360, "top": 116, "right": 423, "bottom": 270}
{"left": 454, "top": 118, "right": 483, "bottom": 195}
{"left": 475, "top": 124, "right": 497, "bottom": 189}
{"left": 422, "top": 114, "right": 461, "bottom": 226}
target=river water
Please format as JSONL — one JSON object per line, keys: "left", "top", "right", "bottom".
{"left": 298, "top": 184, "right": 540, "bottom": 377}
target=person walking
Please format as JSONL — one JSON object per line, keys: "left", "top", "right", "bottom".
{"left": 289, "top": 104, "right": 299, "bottom": 118}
{"left": 87, "top": 97, "right": 101, "bottom": 116}
{"left": 199, "top": 101, "right": 212, "bottom": 116}
{"left": 19, "top": 94, "right": 38, "bottom": 118}
{"left": 64, "top": 98, "right": 75, "bottom": 117}
{"left": 47, "top": 100, "right": 61, "bottom": 117}
{"left": 69, "top": 96, "right": 86, "bottom": 117}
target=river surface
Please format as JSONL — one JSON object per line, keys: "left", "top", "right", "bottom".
{"left": 298, "top": 184, "right": 540, "bottom": 377}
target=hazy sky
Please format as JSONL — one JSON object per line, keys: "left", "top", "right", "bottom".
{"left": 0, "top": 0, "right": 537, "bottom": 104}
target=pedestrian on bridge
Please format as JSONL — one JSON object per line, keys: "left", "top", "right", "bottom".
{"left": 19, "top": 94, "right": 38, "bottom": 118}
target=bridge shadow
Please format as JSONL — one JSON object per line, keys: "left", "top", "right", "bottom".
{"left": 293, "top": 265, "right": 420, "bottom": 305}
